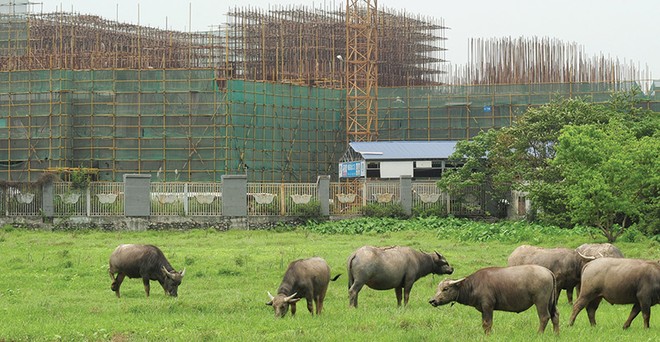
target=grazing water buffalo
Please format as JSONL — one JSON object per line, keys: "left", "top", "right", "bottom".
{"left": 266, "top": 257, "right": 341, "bottom": 318}
{"left": 507, "top": 245, "right": 593, "bottom": 304}
{"left": 108, "top": 244, "right": 185, "bottom": 298}
{"left": 566, "top": 243, "right": 625, "bottom": 301}
{"left": 347, "top": 246, "right": 453, "bottom": 308}
{"left": 429, "top": 265, "right": 559, "bottom": 335}
{"left": 569, "top": 257, "right": 660, "bottom": 329}
{"left": 576, "top": 243, "right": 624, "bottom": 259}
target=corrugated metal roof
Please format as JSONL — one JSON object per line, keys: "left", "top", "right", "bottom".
{"left": 349, "top": 141, "right": 458, "bottom": 160}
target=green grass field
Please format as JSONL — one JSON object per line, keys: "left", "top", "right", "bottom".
{"left": 0, "top": 223, "right": 659, "bottom": 341}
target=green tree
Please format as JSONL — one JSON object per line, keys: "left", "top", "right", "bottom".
{"left": 438, "top": 90, "right": 659, "bottom": 241}
{"left": 554, "top": 121, "right": 660, "bottom": 241}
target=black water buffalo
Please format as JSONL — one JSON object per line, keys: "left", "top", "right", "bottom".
{"left": 569, "top": 257, "right": 660, "bottom": 329}
{"left": 566, "top": 243, "right": 625, "bottom": 301}
{"left": 108, "top": 244, "right": 185, "bottom": 298}
{"left": 507, "top": 245, "right": 593, "bottom": 304}
{"left": 429, "top": 265, "right": 560, "bottom": 335}
{"left": 347, "top": 245, "right": 453, "bottom": 308}
{"left": 266, "top": 257, "right": 341, "bottom": 318}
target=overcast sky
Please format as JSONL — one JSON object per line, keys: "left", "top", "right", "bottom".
{"left": 33, "top": 0, "right": 659, "bottom": 79}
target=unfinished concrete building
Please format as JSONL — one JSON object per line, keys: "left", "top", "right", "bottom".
{"left": 0, "top": 3, "right": 656, "bottom": 182}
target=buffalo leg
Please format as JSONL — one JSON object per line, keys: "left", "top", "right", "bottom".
{"left": 349, "top": 282, "right": 364, "bottom": 308}
{"left": 535, "top": 306, "right": 550, "bottom": 334}
{"left": 585, "top": 298, "right": 603, "bottom": 326}
{"left": 566, "top": 286, "right": 574, "bottom": 304}
{"left": 403, "top": 285, "right": 413, "bottom": 306}
{"left": 641, "top": 304, "right": 651, "bottom": 329}
{"left": 112, "top": 273, "right": 125, "bottom": 298}
{"left": 316, "top": 292, "right": 326, "bottom": 315}
{"left": 305, "top": 295, "right": 314, "bottom": 315}
{"left": 395, "top": 287, "right": 403, "bottom": 307}
{"left": 622, "top": 303, "right": 641, "bottom": 329}
{"left": 481, "top": 308, "right": 494, "bottom": 335}
{"left": 142, "top": 277, "right": 151, "bottom": 297}
{"left": 551, "top": 304, "right": 560, "bottom": 334}
{"left": 290, "top": 302, "right": 297, "bottom": 316}
{"left": 568, "top": 295, "right": 593, "bottom": 326}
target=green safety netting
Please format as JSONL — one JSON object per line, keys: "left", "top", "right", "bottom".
{"left": 0, "top": 68, "right": 657, "bottom": 182}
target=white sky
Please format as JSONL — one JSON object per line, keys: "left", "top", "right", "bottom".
{"left": 32, "top": 0, "right": 659, "bottom": 79}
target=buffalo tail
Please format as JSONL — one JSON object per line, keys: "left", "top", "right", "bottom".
{"left": 549, "top": 272, "right": 558, "bottom": 319}
{"left": 347, "top": 254, "right": 357, "bottom": 289}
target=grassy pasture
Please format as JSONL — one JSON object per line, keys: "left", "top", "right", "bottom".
{"left": 0, "top": 223, "right": 659, "bottom": 341}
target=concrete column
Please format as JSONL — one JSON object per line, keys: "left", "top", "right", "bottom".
{"left": 399, "top": 175, "right": 412, "bottom": 216}
{"left": 124, "top": 174, "right": 151, "bottom": 217}
{"left": 41, "top": 181, "right": 54, "bottom": 219}
{"left": 316, "top": 175, "right": 330, "bottom": 216}
{"left": 222, "top": 175, "right": 247, "bottom": 217}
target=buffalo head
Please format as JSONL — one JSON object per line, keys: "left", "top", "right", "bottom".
{"left": 431, "top": 251, "right": 454, "bottom": 275}
{"left": 429, "top": 278, "right": 464, "bottom": 307}
{"left": 161, "top": 266, "right": 186, "bottom": 297}
{"left": 266, "top": 291, "right": 301, "bottom": 318}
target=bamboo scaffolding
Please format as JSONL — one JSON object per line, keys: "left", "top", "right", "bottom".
{"left": 449, "top": 37, "right": 648, "bottom": 85}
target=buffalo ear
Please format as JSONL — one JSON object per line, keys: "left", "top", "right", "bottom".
{"left": 266, "top": 301, "right": 273, "bottom": 306}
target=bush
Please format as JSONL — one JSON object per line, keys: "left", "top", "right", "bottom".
{"left": 361, "top": 203, "right": 408, "bottom": 219}
{"left": 70, "top": 168, "right": 90, "bottom": 190}
{"left": 412, "top": 204, "right": 447, "bottom": 218}
{"left": 293, "top": 201, "right": 324, "bottom": 222}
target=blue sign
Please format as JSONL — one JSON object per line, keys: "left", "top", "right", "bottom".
{"left": 339, "top": 161, "right": 366, "bottom": 178}
{"left": 483, "top": 105, "right": 492, "bottom": 112}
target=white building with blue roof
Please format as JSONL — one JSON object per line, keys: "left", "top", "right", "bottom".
{"left": 339, "top": 141, "right": 460, "bottom": 179}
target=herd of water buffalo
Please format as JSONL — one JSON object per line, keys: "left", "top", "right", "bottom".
{"left": 107, "top": 242, "right": 660, "bottom": 335}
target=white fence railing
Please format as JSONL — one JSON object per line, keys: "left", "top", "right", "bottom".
{"left": 2, "top": 180, "right": 488, "bottom": 218}
{"left": 151, "top": 182, "right": 223, "bottom": 216}
{"left": 52, "top": 182, "right": 124, "bottom": 217}
{"left": 412, "top": 182, "right": 448, "bottom": 214}
{"left": 248, "top": 182, "right": 317, "bottom": 216}
{"left": 330, "top": 181, "right": 365, "bottom": 216}
{"left": 365, "top": 180, "right": 400, "bottom": 205}
{"left": 5, "top": 183, "right": 42, "bottom": 216}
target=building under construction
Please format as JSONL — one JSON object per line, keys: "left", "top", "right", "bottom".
{"left": 0, "top": 2, "right": 657, "bottom": 182}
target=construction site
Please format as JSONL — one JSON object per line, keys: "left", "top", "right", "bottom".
{"left": 0, "top": 1, "right": 657, "bottom": 182}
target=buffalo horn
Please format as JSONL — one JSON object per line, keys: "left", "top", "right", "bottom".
{"left": 577, "top": 250, "right": 597, "bottom": 260}
{"left": 448, "top": 278, "right": 465, "bottom": 286}
{"left": 434, "top": 251, "right": 443, "bottom": 258}
{"left": 284, "top": 292, "right": 298, "bottom": 302}
{"left": 180, "top": 268, "right": 186, "bottom": 277}
{"left": 162, "top": 266, "right": 174, "bottom": 278}
{"left": 267, "top": 291, "right": 275, "bottom": 300}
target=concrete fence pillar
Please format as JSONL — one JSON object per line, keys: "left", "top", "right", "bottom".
{"left": 124, "top": 174, "right": 151, "bottom": 217}
{"left": 41, "top": 181, "right": 54, "bottom": 219}
{"left": 399, "top": 175, "right": 412, "bottom": 216}
{"left": 316, "top": 175, "right": 330, "bottom": 216}
{"left": 222, "top": 175, "right": 247, "bottom": 217}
